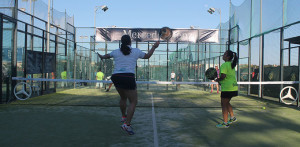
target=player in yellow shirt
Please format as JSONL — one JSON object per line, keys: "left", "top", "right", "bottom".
{"left": 61, "top": 68, "right": 67, "bottom": 88}
{"left": 96, "top": 69, "right": 104, "bottom": 89}
{"left": 215, "top": 50, "right": 238, "bottom": 128}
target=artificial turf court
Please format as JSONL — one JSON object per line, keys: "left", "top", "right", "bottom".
{"left": 1, "top": 87, "right": 300, "bottom": 146}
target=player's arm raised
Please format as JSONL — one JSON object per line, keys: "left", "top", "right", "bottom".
{"left": 97, "top": 53, "right": 111, "bottom": 60}
{"left": 143, "top": 41, "right": 160, "bottom": 59}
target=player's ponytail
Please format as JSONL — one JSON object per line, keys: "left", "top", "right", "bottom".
{"left": 232, "top": 52, "right": 238, "bottom": 69}
{"left": 120, "top": 35, "right": 132, "bottom": 55}
{"left": 227, "top": 50, "right": 238, "bottom": 69}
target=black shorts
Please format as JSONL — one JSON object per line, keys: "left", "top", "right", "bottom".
{"left": 221, "top": 91, "right": 238, "bottom": 99}
{"left": 111, "top": 73, "right": 136, "bottom": 90}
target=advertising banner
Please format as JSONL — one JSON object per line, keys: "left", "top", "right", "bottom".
{"left": 96, "top": 28, "right": 218, "bottom": 43}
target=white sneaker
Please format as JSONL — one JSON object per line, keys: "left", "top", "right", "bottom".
{"left": 121, "top": 124, "right": 134, "bottom": 135}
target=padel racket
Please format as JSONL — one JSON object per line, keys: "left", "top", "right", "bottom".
{"left": 205, "top": 68, "right": 218, "bottom": 80}
{"left": 159, "top": 27, "right": 172, "bottom": 41}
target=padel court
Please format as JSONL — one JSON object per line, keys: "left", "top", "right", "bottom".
{"left": 1, "top": 87, "right": 300, "bottom": 146}
{"left": 1, "top": 0, "right": 300, "bottom": 146}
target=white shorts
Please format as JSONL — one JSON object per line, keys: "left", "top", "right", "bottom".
{"left": 96, "top": 82, "right": 103, "bottom": 88}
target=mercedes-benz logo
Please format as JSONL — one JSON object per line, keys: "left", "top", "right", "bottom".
{"left": 280, "top": 86, "right": 298, "bottom": 105}
{"left": 14, "top": 82, "right": 32, "bottom": 100}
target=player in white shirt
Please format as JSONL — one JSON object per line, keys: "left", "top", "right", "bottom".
{"left": 170, "top": 71, "right": 176, "bottom": 82}
{"left": 98, "top": 35, "right": 160, "bottom": 135}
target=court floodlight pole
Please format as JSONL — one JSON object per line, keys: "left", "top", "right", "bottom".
{"left": 94, "top": 7, "right": 97, "bottom": 83}
{"left": 147, "top": 42, "right": 150, "bottom": 90}
{"left": 248, "top": 0, "right": 252, "bottom": 96}
{"left": 167, "top": 41, "right": 169, "bottom": 90}
{"left": 228, "top": 0, "right": 231, "bottom": 51}
{"left": 12, "top": 0, "right": 19, "bottom": 98}
{"left": 208, "top": 7, "right": 221, "bottom": 44}
{"left": 259, "top": 0, "right": 263, "bottom": 98}
{"left": 280, "top": 0, "right": 286, "bottom": 102}
{"left": 197, "top": 41, "right": 200, "bottom": 83}
{"left": 136, "top": 41, "right": 138, "bottom": 80}
{"left": 105, "top": 41, "right": 107, "bottom": 78}
{"left": 94, "top": 5, "right": 108, "bottom": 81}
{"left": 176, "top": 42, "right": 178, "bottom": 91}
{"left": 219, "top": 9, "right": 221, "bottom": 52}
{"left": 94, "top": 7, "right": 97, "bottom": 44}
{"left": 46, "top": 0, "right": 51, "bottom": 91}
{"left": 30, "top": 0, "right": 35, "bottom": 52}
{"left": 94, "top": 5, "right": 108, "bottom": 47}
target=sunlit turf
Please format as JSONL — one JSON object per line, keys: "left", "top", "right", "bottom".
{"left": 2, "top": 87, "right": 300, "bottom": 146}
{"left": 10, "top": 87, "right": 282, "bottom": 108}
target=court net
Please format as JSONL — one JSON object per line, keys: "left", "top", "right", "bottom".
{"left": 10, "top": 77, "right": 300, "bottom": 108}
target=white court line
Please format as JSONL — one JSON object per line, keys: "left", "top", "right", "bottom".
{"left": 151, "top": 93, "right": 159, "bottom": 147}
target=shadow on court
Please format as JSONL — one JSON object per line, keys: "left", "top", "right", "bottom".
{"left": 1, "top": 88, "right": 300, "bottom": 146}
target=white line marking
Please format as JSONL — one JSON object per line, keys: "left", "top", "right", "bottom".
{"left": 151, "top": 93, "right": 159, "bottom": 147}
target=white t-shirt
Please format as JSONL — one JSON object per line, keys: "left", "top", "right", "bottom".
{"left": 110, "top": 47, "right": 145, "bottom": 74}
{"left": 171, "top": 72, "right": 176, "bottom": 78}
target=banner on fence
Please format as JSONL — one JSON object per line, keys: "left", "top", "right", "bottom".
{"left": 26, "top": 51, "right": 55, "bottom": 74}
{"left": 96, "top": 28, "right": 218, "bottom": 43}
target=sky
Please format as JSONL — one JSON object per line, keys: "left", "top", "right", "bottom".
{"left": 36, "top": 0, "right": 246, "bottom": 57}
{"left": 41, "top": 0, "right": 245, "bottom": 29}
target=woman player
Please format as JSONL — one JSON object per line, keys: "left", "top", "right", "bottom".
{"left": 215, "top": 50, "right": 238, "bottom": 128}
{"left": 98, "top": 35, "right": 160, "bottom": 135}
